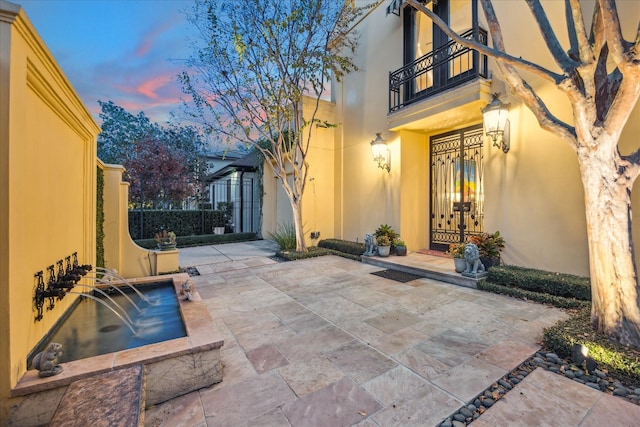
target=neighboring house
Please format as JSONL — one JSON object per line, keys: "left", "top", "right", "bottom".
{"left": 200, "top": 151, "right": 245, "bottom": 180}
{"left": 182, "top": 150, "right": 244, "bottom": 210}
{"left": 261, "top": 0, "right": 640, "bottom": 277}
{"left": 206, "top": 150, "right": 262, "bottom": 234}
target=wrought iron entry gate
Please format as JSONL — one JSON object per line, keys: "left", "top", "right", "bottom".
{"left": 211, "top": 177, "right": 259, "bottom": 233}
{"left": 430, "top": 125, "right": 484, "bottom": 251}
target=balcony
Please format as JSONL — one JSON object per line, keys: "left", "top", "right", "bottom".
{"left": 389, "top": 28, "right": 488, "bottom": 113}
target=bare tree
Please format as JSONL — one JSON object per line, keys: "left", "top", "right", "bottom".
{"left": 180, "top": 0, "right": 372, "bottom": 252}
{"left": 406, "top": 0, "right": 640, "bottom": 346}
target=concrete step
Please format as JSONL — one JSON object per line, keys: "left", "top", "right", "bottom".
{"left": 361, "top": 253, "right": 483, "bottom": 289}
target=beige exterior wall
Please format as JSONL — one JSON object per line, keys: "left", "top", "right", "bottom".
{"left": 264, "top": 0, "right": 639, "bottom": 277}
{"left": 337, "top": 3, "right": 403, "bottom": 243}
{"left": 0, "top": 1, "right": 100, "bottom": 418}
{"left": 399, "top": 130, "right": 428, "bottom": 251}
{"left": 102, "top": 163, "right": 178, "bottom": 278}
{"left": 262, "top": 98, "right": 337, "bottom": 247}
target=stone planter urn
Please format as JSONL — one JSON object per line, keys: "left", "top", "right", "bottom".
{"left": 377, "top": 245, "right": 391, "bottom": 257}
{"left": 395, "top": 245, "right": 407, "bottom": 256}
{"left": 157, "top": 242, "right": 177, "bottom": 251}
{"left": 453, "top": 257, "right": 466, "bottom": 273}
{"left": 480, "top": 256, "right": 500, "bottom": 270}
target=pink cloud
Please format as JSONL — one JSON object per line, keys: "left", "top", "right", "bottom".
{"left": 135, "top": 15, "right": 183, "bottom": 57}
{"left": 137, "top": 75, "right": 169, "bottom": 99}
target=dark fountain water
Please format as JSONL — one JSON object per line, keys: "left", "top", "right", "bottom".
{"left": 32, "top": 279, "right": 186, "bottom": 364}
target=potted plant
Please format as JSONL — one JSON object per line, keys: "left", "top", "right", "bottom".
{"left": 393, "top": 237, "right": 407, "bottom": 256}
{"left": 376, "top": 235, "right": 391, "bottom": 257}
{"left": 154, "top": 230, "right": 177, "bottom": 251}
{"left": 446, "top": 242, "right": 467, "bottom": 273}
{"left": 374, "top": 224, "right": 399, "bottom": 254}
{"left": 469, "top": 231, "right": 505, "bottom": 269}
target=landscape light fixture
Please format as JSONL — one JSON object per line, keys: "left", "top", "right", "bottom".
{"left": 370, "top": 133, "right": 390, "bottom": 172}
{"left": 482, "top": 93, "right": 510, "bottom": 153}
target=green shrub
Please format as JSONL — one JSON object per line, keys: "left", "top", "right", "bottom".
{"left": 135, "top": 232, "right": 257, "bottom": 249}
{"left": 543, "top": 308, "right": 640, "bottom": 386}
{"left": 276, "top": 246, "right": 362, "bottom": 261}
{"left": 269, "top": 223, "right": 297, "bottom": 250}
{"left": 318, "top": 239, "right": 366, "bottom": 255}
{"left": 477, "top": 281, "right": 589, "bottom": 309}
{"left": 277, "top": 247, "right": 333, "bottom": 260}
{"left": 488, "top": 265, "right": 591, "bottom": 301}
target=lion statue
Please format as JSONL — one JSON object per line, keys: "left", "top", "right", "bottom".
{"left": 32, "top": 342, "right": 64, "bottom": 377}
{"left": 363, "top": 233, "right": 376, "bottom": 257}
{"left": 464, "top": 243, "right": 485, "bottom": 274}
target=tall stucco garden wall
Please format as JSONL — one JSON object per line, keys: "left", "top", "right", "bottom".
{"left": 0, "top": 1, "right": 100, "bottom": 421}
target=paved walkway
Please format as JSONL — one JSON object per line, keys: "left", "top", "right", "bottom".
{"left": 144, "top": 241, "right": 640, "bottom": 426}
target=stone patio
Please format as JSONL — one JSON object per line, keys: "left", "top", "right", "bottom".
{"left": 143, "top": 241, "right": 640, "bottom": 426}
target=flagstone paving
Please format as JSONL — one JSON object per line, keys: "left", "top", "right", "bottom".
{"left": 143, "top": 242, "right": 640, "bottom": 426}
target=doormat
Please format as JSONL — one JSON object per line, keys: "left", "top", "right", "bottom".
{"left": 416, "top": 249, "right": 449, "bottom": 257}
{"left": 371, "top": 269, "right": 423, "bottom": 283}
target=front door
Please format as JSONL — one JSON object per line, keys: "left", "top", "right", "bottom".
{"left": 430, "top": 125, "right": 484, "bottom": 251}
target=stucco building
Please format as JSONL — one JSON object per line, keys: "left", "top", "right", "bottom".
{"left": 263, "top": 0, "right": 640, "bottom": 277}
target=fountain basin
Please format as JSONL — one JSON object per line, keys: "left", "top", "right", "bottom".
{"left": 8, "top": 273, "right": 224, "bottom": 427}
{"left": 30, "top": 279, "right": 187, "bottom": 364}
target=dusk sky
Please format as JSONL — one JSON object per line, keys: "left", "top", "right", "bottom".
{"left": 16, "top": 0, "right": 198, "bottom": 125}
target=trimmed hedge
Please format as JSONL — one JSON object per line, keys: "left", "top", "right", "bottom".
{"left": 477, "top": 281, "right": 589, "bottom": 309}
{"left": 277, "top": 246, "right": 362, "bottom": 261}
{"left": 487, "top": 265, "right": 591, "bottom": 301}
{"left": 543, "top": 308, "right": 640, "bottom": 386}
{"left": 277, "top": 247, "right": 333, "bottom": 260}
{"left": 135, "top": 232, "right": 258, "bottom": 249}
{"left": 318, "top": 239, "right": 366, "bottom": 256}
{"left": 128, "top": 210, "right": 226, "bottom": 239}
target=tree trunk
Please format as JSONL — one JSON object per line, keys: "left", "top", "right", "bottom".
{"left": 579, "top": 145, "right": 640, "bottom": 347}
{"left": 290, "top": 196, "right": 307, "bottom": 253}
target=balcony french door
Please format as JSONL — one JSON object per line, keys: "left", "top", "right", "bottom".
{"left": 430, "top": 125, "right": 484, "bottom": 251}
{"left": 390, "top": 0, "right": 487, "bottom": 112}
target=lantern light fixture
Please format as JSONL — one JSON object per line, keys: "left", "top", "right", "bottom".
{"left": 482, "top": 92, "right": 510, "bottom": 153}
{"left": 370, "top": 133, "right": 390, "bottom": 172}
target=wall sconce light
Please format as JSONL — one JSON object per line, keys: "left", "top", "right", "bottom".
{"left": 482, "top": 93, "right": 510, "bottom": 153}
{"left": 370, "top": 133, "right": 390, "bottom": 172}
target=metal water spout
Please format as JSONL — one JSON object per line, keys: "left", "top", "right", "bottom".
{"left": 33, "top": 252, "right": 94, "bottom": 321}
{"left": 34, "top": 270, "right": 66, "bottom": 321}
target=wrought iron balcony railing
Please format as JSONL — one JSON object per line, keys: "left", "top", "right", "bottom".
{"left": 389, "top": 28, "right": 488, "bottom": 113}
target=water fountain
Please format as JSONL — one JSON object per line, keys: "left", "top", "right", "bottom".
{"left": 31, "top": 279, "right": 186, "bottom": 364}
{"left": 12, "top": 255, "right": 224, "bottom": 426}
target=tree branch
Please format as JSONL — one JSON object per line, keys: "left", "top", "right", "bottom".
{"left": 565, "top": 0, "right": 580, "bottom": 60}
{"left": 622, "top": 148, "right": 640, "bottom": 170}
{"left": 598, "top": 0, "right": 627, "bottom": 66}
{"left": 404, "top": 0, "right": 566, "bottom": 85}
{"left": 525, "top": 0, "right": 577, "bottom": 71}
{"left": 567, "top": 0, "right": 594, "bottom": 64}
